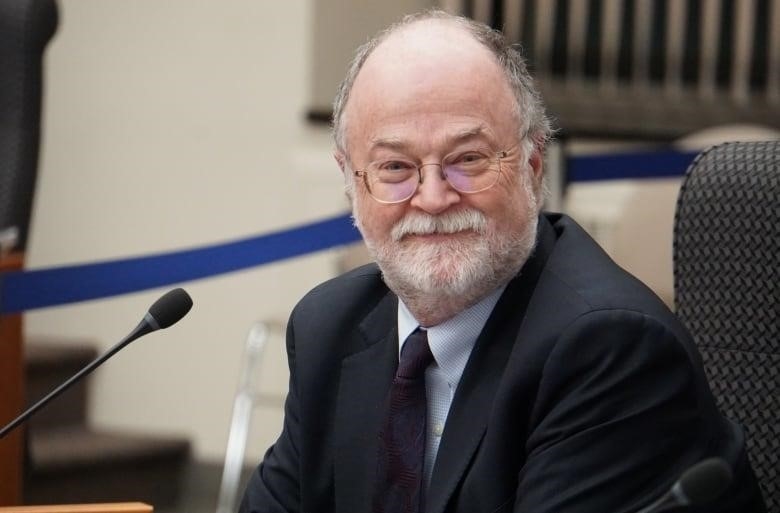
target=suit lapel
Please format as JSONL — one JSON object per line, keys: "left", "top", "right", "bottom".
{"left": 426, "top": 216, "right": 557, "bottom": 513}
{"left": 334, "top": 291, "right": 398, "bottom": 513}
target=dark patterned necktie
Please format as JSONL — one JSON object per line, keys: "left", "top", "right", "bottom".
{"left": 373, "top": 328, "right": 434, "bottom": 513}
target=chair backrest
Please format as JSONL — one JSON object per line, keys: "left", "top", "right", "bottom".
{"left": 0, "top": 0, "right": 58, "bottom": 251}
{"left": 673, "top": 140, "right": 779, "bottom": 511}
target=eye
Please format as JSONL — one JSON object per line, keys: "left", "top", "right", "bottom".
{"left": 448, "top": 150, "right": 489, "bottom": 166}
{"left": 370, "top": 159, "right": 417, "bottom": 184}
{"left": 376, "top": 160, "right": 415, "bottom": 172}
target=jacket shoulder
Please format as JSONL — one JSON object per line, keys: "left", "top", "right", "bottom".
{"left": 542, "top": 213, "right": 672, "bottom": 318}
{"left": 289, "top": 263, "right": 390, "bottom": 335}
{"left": 299, "top": 263, "right": 383, "bottom": 305}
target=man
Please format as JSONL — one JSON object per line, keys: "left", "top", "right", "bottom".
{"left": 240, "top": 10, "right": 766, "bottom": 513}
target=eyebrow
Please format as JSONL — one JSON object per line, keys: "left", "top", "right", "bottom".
{"left": 368, "top": 125, "right": 491, "bottom": 153}
{"left": 368, "top": 136, "right": 408, "bottom": 152}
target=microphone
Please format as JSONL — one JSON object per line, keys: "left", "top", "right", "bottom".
{"left": 636, "top": 457, "right": 734, "bottom": 513}
{"left": 0, "top": 287, "right": 193, "bottom": 439}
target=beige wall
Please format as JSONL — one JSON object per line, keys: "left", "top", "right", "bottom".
{"left": 26, "top": 0, "right": 348, "bottom": 464}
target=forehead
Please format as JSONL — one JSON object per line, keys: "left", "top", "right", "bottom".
{"left": 344, "top": 20, "right": 518, "bottom": 155}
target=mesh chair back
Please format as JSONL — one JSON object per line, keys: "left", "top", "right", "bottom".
{"left": 0, "top": 0, "right": 58, "bottom": 251}
{"left": 674, "top": 140, "right": 779, "bottom": 511}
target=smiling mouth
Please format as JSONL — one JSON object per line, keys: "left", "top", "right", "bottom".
{"left": 402, "top": 229, "right": 479, "bottom": 240}
{"left": 391, "top": 209, "right": 488, "bottom": 241}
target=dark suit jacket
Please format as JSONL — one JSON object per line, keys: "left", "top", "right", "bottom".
{"left": 240, "top": 213, "right": 765, "bottom": 513}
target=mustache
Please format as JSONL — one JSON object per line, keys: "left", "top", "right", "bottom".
{"left": 391, "top": 210, "right": 488, "bottom": 241}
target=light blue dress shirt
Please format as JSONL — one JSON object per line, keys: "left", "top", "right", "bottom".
{"left": 397, "top": 285, "right": 506, "bottom": 488}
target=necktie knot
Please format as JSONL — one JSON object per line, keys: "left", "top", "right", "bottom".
{"left": 397, "top": 329, "right": 433, "bottom": 379}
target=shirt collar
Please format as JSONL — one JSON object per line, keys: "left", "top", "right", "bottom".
{"left": 397, "top": 285, "right": 506, "bottom": 388}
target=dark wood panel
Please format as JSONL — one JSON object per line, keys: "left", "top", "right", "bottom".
{"left": 0, "top": 252, "right": 25, "bottom": 506}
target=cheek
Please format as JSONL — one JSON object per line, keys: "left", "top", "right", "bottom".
{"left": 353, "top": 196, "right": 405, "bottom": 240}
{"left": 479, "top": 184, "right": 535, "bottom": 231}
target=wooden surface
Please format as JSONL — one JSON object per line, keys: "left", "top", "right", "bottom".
{"left": 0, "top": 503, "right": 153, "bottom": 513}
{"left": 0, "top": 252, "right": 25, "bottom": 506}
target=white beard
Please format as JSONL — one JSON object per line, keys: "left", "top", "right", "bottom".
{"left": 353, "top": 185, "right": 539, "bottom": 322}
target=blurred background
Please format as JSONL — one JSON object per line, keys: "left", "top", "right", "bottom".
{"left": 1, "top": 0, "right": 778, "bottom": 511}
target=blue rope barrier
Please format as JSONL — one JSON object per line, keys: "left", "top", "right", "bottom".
{"left": 0, "top": 213, "right": 361, "bottom": 313}
{"left": 0, "top": 149, "right": 699, "bottom": 314}
{"left": 567, "top": 149, "right": 698, "bottom": 182}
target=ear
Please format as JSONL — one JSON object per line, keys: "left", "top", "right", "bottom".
{"left": 335, "top": 151, "right": 356, "bottom": 202}
{"left": 334, "top": 151, "right": 347, "bottom": 175}
{"left": 528, "top": 147, "right": 544, "bottom": 192}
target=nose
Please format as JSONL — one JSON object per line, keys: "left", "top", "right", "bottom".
{"left": 409, "top": 163, "right": 460, "bottom": 214}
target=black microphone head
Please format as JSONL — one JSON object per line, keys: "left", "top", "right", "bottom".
{"left": 678, "top": 457, "right": 733, "bottom": 505}
{"left": 147, "top": 288, "right": 193, "bottom": 329}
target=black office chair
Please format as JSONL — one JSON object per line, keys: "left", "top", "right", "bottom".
{"left": 673, "top": 140, "right": 779, "bottom": 512}
{"left": 0, "top": 0, "right": 58, "bottom": 252}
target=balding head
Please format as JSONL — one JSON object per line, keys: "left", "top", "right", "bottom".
{"left": 344, "top": 19, "right": 519, "bottom": 163}
{"left": 332, "top": 11, "right": 552, "bottom": 160}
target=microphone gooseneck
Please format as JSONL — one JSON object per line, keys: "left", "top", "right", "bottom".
{"left": 0, "top": 288, "right": 193, "bottom": 439}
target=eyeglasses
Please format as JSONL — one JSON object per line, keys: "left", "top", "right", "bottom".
{"left": 353, "top": 147, "right": 515, "bottom": 204}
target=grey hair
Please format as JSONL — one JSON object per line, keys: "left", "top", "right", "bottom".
{"left": 332, "top": 9, "right": 554, "bottom": 161}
